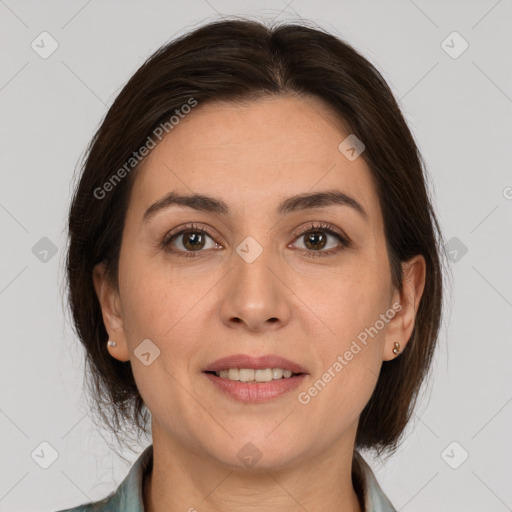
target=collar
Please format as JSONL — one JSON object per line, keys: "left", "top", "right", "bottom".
{"left": 352, "top": 450, "right": 397, "bottom": 512}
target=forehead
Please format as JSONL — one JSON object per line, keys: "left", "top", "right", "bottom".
{"left": 129, "top": 94, "right": 382, "bottom": 228}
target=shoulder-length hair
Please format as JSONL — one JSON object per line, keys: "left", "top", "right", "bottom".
{"left": 66, "top": 17, "right": 447, "bottom": 457}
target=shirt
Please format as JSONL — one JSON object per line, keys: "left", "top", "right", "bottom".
{"left": 56, "top": 444, "right": 397, "bottom": 512}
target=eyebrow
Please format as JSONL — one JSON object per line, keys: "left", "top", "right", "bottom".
{"left": 143, "top": 189, "right": 368, "bottom": 223}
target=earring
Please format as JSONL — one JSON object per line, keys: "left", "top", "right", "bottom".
{"left": 392, "top": 342, "right": 400, "bottom": 355}
{"left": 108, "top": 340, "right": 117, "bottom": 348}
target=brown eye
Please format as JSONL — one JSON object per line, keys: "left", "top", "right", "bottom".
{"left": 162, "top": 224, "right": 221, "bottom": 258}
{"left": 291, "top": 222, "right": 351, "bottom": 257}
{"left": 179, "top": 230, "right": 207, "bottom": 251}
{"left": 303, "top": 231, "right": 328, "bottom": 251}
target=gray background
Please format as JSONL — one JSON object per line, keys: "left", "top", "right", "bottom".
{"left": 1, "top": 0, "right": 511, "bottom": 511}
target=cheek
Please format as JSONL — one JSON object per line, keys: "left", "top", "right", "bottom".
{"left": 293, "top": 261, "right": 390, "bottom": 345}
{"left": 297, "top": 261, "right": 390, "bottom": 402}
{"left": 323, "top": 357, "right": 380, "bottom": 425}
{"left": 118, "top": 258, "right": 222, "bottom": 380}
{"left": 119, "top": 246, "right": 214, "bottom": 336}
{"left": 119, "top": 267, "right": 208, "bottom": 414}
{"left": 303, "top": 304, "right": 385, "bottom": 425}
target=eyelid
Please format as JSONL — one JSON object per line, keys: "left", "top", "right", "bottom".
{"left": 161, "top": 222, "right": 222, "bottom": 249}
{"left": 161, "top": 220, "right": 352, "bottom": 255}
{"left": 290, "top": 221, "right": 352, "bottom": 247}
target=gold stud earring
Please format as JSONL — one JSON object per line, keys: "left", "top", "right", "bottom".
{"left": 107, "top": 340, "right": 117, "bottom": 347}
{"left": 392, "top": 342, "right": 400, "bottom": 355}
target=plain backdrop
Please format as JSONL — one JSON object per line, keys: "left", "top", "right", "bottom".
{"left": 1, "top": 1, "right": 511, "bottom": 511}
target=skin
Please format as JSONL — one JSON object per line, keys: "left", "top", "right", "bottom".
{"left": 93, "top": 94, "right": 425, "bottom": 512}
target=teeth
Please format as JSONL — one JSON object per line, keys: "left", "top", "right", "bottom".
{"left": 215, "top": 368, "right": 296, "bottom": 382}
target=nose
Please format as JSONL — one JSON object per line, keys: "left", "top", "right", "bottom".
{"left": 219, "top": 245, "right": 292, "bottom": 332}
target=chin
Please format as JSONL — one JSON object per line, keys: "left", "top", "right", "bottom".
{"left": 203, "top": 433, "right": 304, "bottom": 472}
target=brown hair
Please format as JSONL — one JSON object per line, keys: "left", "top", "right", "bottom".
{"left": 66, "top": 17, "right": 447, "bottom": 457}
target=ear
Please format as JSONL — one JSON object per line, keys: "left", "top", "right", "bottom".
{"left": 92, "top": 262, "right": 130, "bottom": 362}
{"left": 383, "top": 255, "right": 426, "bottom": 361}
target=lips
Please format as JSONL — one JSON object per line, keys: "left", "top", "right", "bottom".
{"left": 203, "top": 353, "right": 308, "bottom": 374}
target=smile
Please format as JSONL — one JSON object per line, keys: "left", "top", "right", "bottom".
{"left": 208, "top": 368, "right": 300, "bottom": 382}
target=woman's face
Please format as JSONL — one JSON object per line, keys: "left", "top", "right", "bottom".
{"left": 95, "top": 94, "right": 423, "bottom": 469}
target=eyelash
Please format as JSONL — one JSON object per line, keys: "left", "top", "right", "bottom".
{"left": 161, "top": 221, "right": 351, "bottom": 259}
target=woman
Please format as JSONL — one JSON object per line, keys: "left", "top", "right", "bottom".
{"left": 59, "top": 17, "right": 446, "bottom": 512}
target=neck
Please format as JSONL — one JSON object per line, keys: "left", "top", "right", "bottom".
{"left": 143, "top": 428, "right": 363, "bottom": 512}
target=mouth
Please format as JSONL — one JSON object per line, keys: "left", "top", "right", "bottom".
{"left": 204, "top": 368, "right": 304, "bottom": 382}
{"left": 202, "top": 353, "right": 308, "bottom": 384}
{"left": 203, "top": 358, "right": 307, "bottom": 402}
